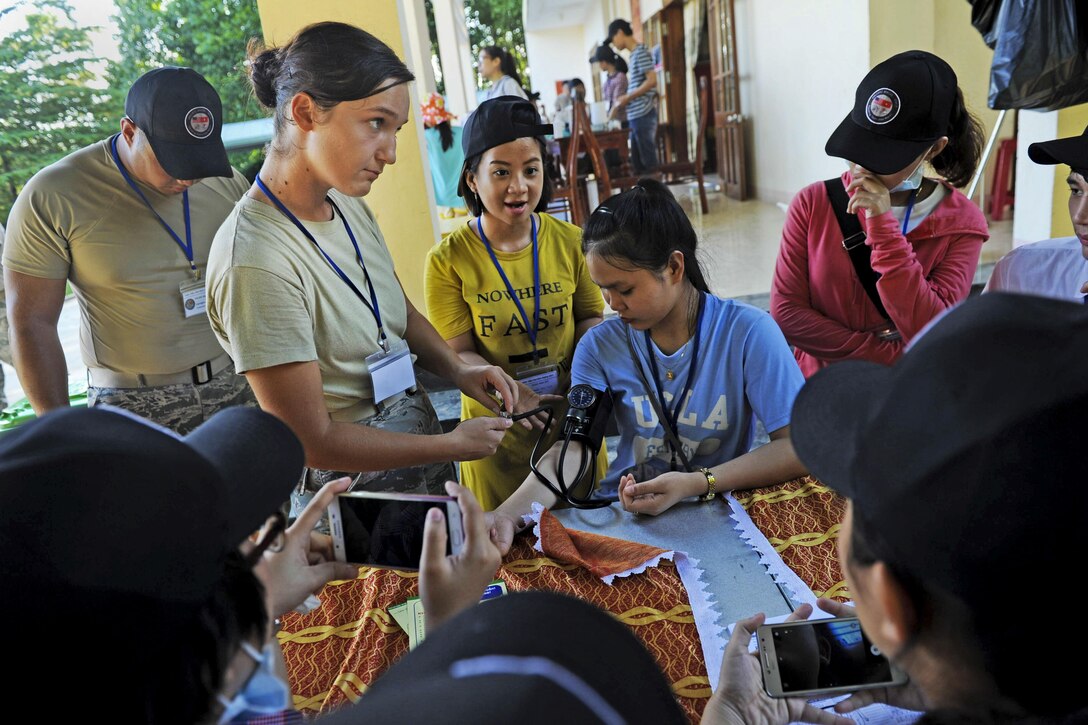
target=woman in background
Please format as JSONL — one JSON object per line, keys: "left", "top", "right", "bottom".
{"left": 479, "top": 45, "right": 530, "bottom": 101}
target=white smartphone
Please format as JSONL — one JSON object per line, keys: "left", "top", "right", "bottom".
{"left": 328, "top": 491, "right": 464, "bottom": 570}
{"left": 757, "top": 617, "right": 909, "bottom": 698}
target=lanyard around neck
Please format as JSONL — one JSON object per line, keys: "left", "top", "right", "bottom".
{"left": 643, "top": 292, "right": 706, "bottom": 453}
{"left": 900, "top": 187, "right": 920, "bottom": 236}
{"left": 477, "top": 215, "right": 541, "bottom": 358}
{"left": 255, "top": 175, "right": 388, "bottom": 350}
{"left": 109, "top": 134, "right": 197, "bottom": 279}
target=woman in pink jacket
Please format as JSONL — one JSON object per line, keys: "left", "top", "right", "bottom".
{"left": 771, "top": 50, "right": 988, "bottom": 377}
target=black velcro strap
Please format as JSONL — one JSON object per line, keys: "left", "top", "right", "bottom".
{"left": 823, "top": 178, "right": 890, "bottom": 320}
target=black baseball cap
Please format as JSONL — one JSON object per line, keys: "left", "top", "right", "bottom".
{"left": 321, "top": 591, "right": 686, "bottom": 723}
{"left": 791, "top": 293, "right": 1088, "bottom": 615}
{"left": 461, "top": 96, "right": 553, "bottom": 159}
{"left": 825, "top": 50, "right": 958, "bottom": 175}
{"left": 1027, "top": 124, "right": 1088, "bottom": 176}
{"left": 0, "top": 406, "right": 303, "bottom": 604}
{"left": 125, "top": 66, "right": 233, "bottom": 180}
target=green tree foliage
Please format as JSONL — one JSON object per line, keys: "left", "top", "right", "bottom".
{"left": 465, "top": 0, "right": 528, "bottom": 90}
{"left": 0, "top": 0, "right": 113, "bottom": 223}
{"left": 109, "top": 0, "right": 266, "bottom": 176}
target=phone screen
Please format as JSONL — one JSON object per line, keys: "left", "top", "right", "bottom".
{"left": 336, "top": 496, "right": 450, "bottom": 568}
{"left": 770, "top": 619, "right": 893, "bottom": 693}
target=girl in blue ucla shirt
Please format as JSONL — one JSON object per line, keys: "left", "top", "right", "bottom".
{"left": 495, "top": 180, "right": 807, "bottom": 522}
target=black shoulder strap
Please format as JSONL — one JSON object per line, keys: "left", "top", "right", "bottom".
{"left": 823, "top": 178, "right": 890, "bottom": 320}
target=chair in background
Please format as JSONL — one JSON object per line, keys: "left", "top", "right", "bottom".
{"left": 551, "top": 101, "right": 613, "bottom": 226}
{"left": 655, "top": 76, "right": 710, "bottom": 214}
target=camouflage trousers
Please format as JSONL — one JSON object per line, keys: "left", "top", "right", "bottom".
{"left": 86, "top": 363, "right": 257, "bottom": 435}
{"left": 291, "top": 385, "right": 457, "bottom": 527}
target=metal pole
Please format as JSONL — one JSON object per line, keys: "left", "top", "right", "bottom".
{"left": 968, "top": 108, "right": 1009, "bottom": 200}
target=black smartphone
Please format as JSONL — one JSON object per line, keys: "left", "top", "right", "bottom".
{"left": 328, "top": 492, "right": 464, "bottom": 570}
{"left": 757, "top": 617, "right": 909, "bottom": 698}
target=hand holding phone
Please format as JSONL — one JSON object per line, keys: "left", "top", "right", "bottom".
{"left": 329, "top": 491, "right": 465, "bottom": 570}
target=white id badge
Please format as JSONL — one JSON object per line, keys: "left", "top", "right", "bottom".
{"left": 366, "top": 340, "right": 416, "bottom": 404}
{"left": 179, "top": 279, "right": 207, "bottom": 318}
{"left": 516, "top": 362, "right": 560, "bottom": 396}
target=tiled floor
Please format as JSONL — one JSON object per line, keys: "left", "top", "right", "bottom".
{"left": 0, "top": 179, "right": 1015, "bottom": 407}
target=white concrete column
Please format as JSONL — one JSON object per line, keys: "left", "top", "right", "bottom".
{"left": 1014, "top": 110, "right": 1059, "bottom": 247}
{"left": 433, "top": 0, "right": 479, "bottom": 117}
{"left": 402, "top": 0, "right": 437, "bottom": 98}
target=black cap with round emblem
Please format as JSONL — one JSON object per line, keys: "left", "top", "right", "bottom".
{"left": 125, "top": 66, "right": 233, "bottom": 180}
{"left": 825, "top": 50, "right": 957, "bottom": 175}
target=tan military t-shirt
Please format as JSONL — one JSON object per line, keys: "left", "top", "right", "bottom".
{"left": 207, "top": 191, "right": 409, "bottom": 422}
{"left": 2, "top": 137, "right": 249, "bottom": 374}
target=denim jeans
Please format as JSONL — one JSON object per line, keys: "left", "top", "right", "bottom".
{"left": 628, "top": 108, "right": 659, "bottom": 174}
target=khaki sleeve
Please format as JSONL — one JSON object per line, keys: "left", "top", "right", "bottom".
{"left": 208, "top": 264, "right": 318, "bottom": 373}
{"left": 424, "top": 246, "right": 473, "bottom": 340}
{"left": 1, "top": 183, "right": 73, "bottom": 280}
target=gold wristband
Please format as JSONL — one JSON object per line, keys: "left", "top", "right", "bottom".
{"left": 699, "top": 467, "right": 716, "bottom": 502}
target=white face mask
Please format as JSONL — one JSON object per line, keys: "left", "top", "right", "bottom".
{"left": 217, "top": 642, "right": 291, "bottom": 724}
{"left": 889, "top": 154, "right": 929, "bottom": 193}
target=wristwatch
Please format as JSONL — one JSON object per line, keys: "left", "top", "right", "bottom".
{"left": 698, "top": 467, "right": 717, "bottom": 502}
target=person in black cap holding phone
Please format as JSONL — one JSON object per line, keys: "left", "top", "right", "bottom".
{"left": 424, "top": 96, "right": 605, "bottom": 510}
{"left": 4, "top": 66, "right": 256, "bottom": 434}
{"left": 985, "top": 127, "right": 1088, "bottom": 303}
{"left": 703, "top": 292, "right": 1088, "bottom": 724}
{"left": 771, "top": 50, "right": 988, "bottom": 378}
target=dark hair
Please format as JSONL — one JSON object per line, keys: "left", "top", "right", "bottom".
{"left": 436, "top": 120, "right": 454, "bottom": 152}
{"left": 247, "top": 22, "right": 415, "bottom": 144}
{"left": 569, "top": 77, "right": 585, "bottom": 89}
{"left": 611, "top": 55, "right": 628, "bottom": 74}
{"left": 582, "top": 179, "right": 709, "bottom": 293}
{"left": 482, "top": 45, "right": 529, "bottom": 96}
{"left": 457, "top": 136, "right": 554, "bottom": 216}
{"left": 608, "top": 18, "right": 633, "bottom": 39}
{"left": 931, "top": 87, "right": 984, "bottom": 188}
{"left": 594, "top": 44, "right": 628, "bottom": 73}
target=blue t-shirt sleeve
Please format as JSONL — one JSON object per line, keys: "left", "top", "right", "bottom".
{"left": 569, "top": 324, "right": 609, "bottom": 391}
{"left": 741, "top": 312, "right": 804, "bottom": 433}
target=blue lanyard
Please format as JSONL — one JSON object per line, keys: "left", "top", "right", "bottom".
{"left": 900, "top": 187, "right": 919, "bottom": 236}
{"left": 254, "top": 175, "right": 388, "bottom": 350}
{"left": 476, "top": 215, "right": 541, "bottom": 358}
{"left": 108, "top": 134, "right": 197, "bottom": 278}
{"left": 643, "top": 293, "right": 706, "bottom": 460}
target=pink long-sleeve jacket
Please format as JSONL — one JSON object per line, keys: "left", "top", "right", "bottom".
{"left": 771, "top": 171, "right": 988, "bottom": 377}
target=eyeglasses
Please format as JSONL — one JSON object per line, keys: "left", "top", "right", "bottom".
{"left": 245, "top": 511, "right": 286, "bottom": 566}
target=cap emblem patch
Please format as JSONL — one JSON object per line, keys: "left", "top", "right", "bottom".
{"left": 865, "top": 88, "right": 900, "bottom": 125}
{"left": 184, "top": 106, "right": 214, "bottom": 139}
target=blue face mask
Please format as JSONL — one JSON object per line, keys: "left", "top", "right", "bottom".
{"left": 889, "top": 157, "right": 927, "bottom": 193}
{"left": 217, "top": 642, "right": 292, "bottom": 724}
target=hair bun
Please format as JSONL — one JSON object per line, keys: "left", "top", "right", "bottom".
{"left": 246, "top": 42, "right": 282, "bottom": 109}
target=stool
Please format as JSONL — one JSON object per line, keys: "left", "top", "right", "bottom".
{"left": 989, "top": 138, "right": 1016, "bottom": 221}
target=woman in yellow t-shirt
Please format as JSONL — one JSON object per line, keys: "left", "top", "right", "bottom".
{"left": 425, "top": 97, "right": 605, "bottom": 510}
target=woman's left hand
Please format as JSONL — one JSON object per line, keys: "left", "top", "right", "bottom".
{"left": 701, "top": 606, "right": 853, "bottom": 725}
{"left": 618, "top": 470, "right": 703, "bottom": 516}
{"left": 845, "top": 166, "right": 892, "bottom": 218}
{"left": 455, "top": 363, "right": 519, "bottom": 415}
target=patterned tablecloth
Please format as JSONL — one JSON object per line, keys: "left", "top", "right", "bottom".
{"left": 280, "top": 476, "right": 848, "bottom": 722}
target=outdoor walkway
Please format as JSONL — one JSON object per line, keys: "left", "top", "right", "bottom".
{"left": 1, "top": 179, "right": 1013, "bottom": 407}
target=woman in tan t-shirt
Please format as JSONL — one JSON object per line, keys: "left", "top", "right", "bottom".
{"left": 207, "top": 22, "right": 521, "bottom": 507}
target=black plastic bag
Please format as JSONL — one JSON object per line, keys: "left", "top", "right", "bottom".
{"left": 988, "top": 0, "right": 1088, "bottom": 110}
{"left": 968, "top": 0, "right": 1001, "bottom": 48}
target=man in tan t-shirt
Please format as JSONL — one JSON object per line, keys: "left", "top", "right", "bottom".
{"left": 3, "top": 67, "right": 255, "bottom": 434}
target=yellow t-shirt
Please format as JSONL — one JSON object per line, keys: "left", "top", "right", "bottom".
{"left": 2, "top": 138, "right": 249, "bottom": 374}
{"left": 425, "top": 212, "right": 606, "bottom": 509}
{"left": 207, "top": 192, "right": 408, "bottom": 422}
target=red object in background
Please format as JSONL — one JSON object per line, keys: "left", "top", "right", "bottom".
{"left": 990, "top": 138, "right": 1016, "bottom": 221}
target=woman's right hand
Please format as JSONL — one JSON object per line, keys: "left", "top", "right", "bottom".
{"left": 814, "top": 599, "right": 927, "bottom": 714}
{"left": 445, "top": 414, "right": 513, "bottom": 461}
{"left": 512, "top": 382, "right": 563, "bottom": 432}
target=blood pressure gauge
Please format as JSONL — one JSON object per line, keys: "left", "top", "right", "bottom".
{"left": 567, "top": 384, "right": 598, "bottom": 410}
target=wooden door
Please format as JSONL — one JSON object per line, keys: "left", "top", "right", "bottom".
{"left": 707, "top": 0, "right": 747, "bottom": 199}
{"left": 644, "top": 3, "right": 688, "bottom": 166}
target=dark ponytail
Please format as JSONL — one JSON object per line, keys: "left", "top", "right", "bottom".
{"left": 583, "top": 179, "right": 710, "bottom": 293}
{"left": 246, "top": 22, "right": 414, "bottom": 145}
{"left": 436, "top": 120, "right": 454, "bottom": 152}
{"left": 483, "top": 45, "right": 529, "bottom": 96}
{"left": 931, "top": 87, "right": 984, "bottom": 188}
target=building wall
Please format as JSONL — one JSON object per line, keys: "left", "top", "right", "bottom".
{"left": 525, "top": 26, "right": 597, "bottom": 113}
{"left": 254, "top": 0, "right": 439, "bottom": 307}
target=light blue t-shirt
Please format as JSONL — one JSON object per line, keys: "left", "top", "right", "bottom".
{"left": 571, "top": 295, "right": 804, "bottom": 494}
{"left": 424, "top": 125, "right": 465, "bottom": 207}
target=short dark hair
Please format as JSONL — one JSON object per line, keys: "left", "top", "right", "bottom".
{"left": 247, "top": 22, "right": 415, "bottom": 145}
{"left": 608, "top": 19, "right": 633, "bottom": 39}
{"left": 569, "top": 77, "right": 585, "bottom": 89}
{"left": 457, "top": 137, "right": 555, "bottom": 217}
{"left": 582, "top": 179, "right": 709, "bottom": 293}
